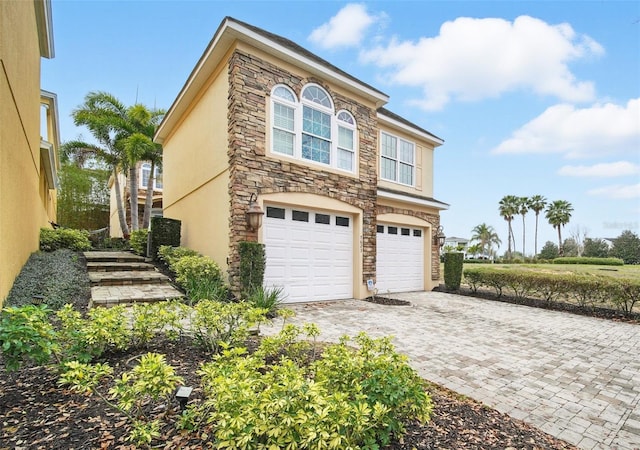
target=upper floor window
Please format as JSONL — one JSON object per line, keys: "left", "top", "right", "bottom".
{"left": 270, "top": 83, "right": 357, "bottom": 173}
{"left": 380, "top": 132, "right": 415, "bottom": 186}
{"left": 141, "top": 163, "right": 163, "bottom": 190}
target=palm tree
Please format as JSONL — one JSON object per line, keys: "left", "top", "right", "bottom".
{"left": 516, "top": 196, "right": 530, "bottom": 258}
{"left": 64, "top": 91, "right": 132, "bottom": 236}
{"left": 122, "top": 104, "right": 165, "bottom": 231}
{"left": 470, "top": 223, "right": 501, "bottom": 259}
{"left": 529, "top": 195, "right": 547, "bottom": 257}
{"left": 545, "top": 200, "right": 574, "bottom": 256}
{"left": 498, "top": 195, "right": 518, "bottom": 259}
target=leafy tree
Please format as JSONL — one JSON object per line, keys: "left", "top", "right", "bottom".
{"left": 545, "top": 200, "right": 573, "bottom": 256}
{"left": 57, "top": 162, "right": 110, "bottom": 230}
{"left": 470, "top": 223, "right": 501, "bottom": 259}
{"left": 562, "top": 238, "right": 579, "bottom": 257}
{"left": 466, "top": 243, "right": 483, "bottom": 258}
{"left": 539, "top": 241, "right": 559, "bottom": 260}
{"left": 516, "top": 196, "right": 530, "bottom": 257}
{"left": 529, "top": 195, "right": 547, "bottom": 257}
{"left": 583, "top": 238, "right": 610, "bottom": 258}
{"left": 610, "top": 230, "right": 640, "bottom": 264}
{"left": 498, "top": 195, "right": 519, "bottom": 259}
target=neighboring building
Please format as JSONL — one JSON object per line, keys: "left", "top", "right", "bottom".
{"left": 444, "top": 237, "right": 470, "bottom": 254}
{"left": 155, "top": 17, "right": 448, "bottom": 303}
{"left": 0, "top": 0, "right": 59, "bottom": 303}
{"left": 109, "top": 161, "right": 163, "bottom": 237}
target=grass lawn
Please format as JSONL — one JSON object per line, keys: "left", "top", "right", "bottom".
{"left": 484, "top": 263, "right": 640, "bottom": 280}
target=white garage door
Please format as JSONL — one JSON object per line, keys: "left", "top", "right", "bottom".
{"left": 263, "top": 206, "right": 353, "bottom": 303}
{"left": 376, "top": 224, "right": 424, "bottom": 293}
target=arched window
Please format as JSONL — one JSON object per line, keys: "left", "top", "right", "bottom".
{"left": 270, "top": 83, "right": 357, "bottom": 173}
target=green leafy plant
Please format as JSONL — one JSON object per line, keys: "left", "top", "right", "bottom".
{"left": 238, "top": 241, "right": 265, "bottom": 295}
{"left": 444, "top": 252, "right": 464, "bottom": 291}
{"left": 40, "top": 227, "right": 92, "bottom": 252}
{"left": 129, "top": 229, "right": 149, "bottom": 256}
{"left": 244, "top": 285, "right": 285, "bottom": 317}
{"left": 0, "top": 305, "right": 59, "bottom": 371}
{"left": 157, "top": 245, "right": 201, "bottom": 270}
{"left": 173, "top": 255, "right": 227, "bottom": 303}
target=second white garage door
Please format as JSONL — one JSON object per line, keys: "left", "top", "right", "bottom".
{"left": 376, "top": 224, "right": 424, "bottom": 293}
{"left": 263, "top": 205, "right": 353, "bottom": 303}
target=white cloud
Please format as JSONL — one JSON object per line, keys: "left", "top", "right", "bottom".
{"left": 491, "top": 98, "right": 640, "bottom": 158}
{"left": 360, "top": 15, "right": 603, "bottom": 110}
{"left": 558, "top": 161, "right": 640, "bottom": 177}
{"left": 308, "top": 3, "right": 378, "bottom": 49}
{"left": 588, "top": 183, "right": 640, "bottom": 199}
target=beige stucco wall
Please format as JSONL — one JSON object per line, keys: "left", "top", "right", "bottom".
{"left": 0, "top": 1, "right": 55, "bottom": 303}
{"left": 162, "top": 62, "right": 231, "bottom": 272}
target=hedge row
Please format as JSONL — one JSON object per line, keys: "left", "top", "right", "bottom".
{"left": 462, "top": 267, "right": 639, "bottom": 316}
{"left": 552, "top": 257, "right": 624, "bottom": 266}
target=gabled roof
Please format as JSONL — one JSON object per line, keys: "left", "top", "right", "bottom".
{"left": 377, "top": 107, "right": 444, "bottom": 146}
{"left": 156, "top": 17, "right": 391, "bottom": 144}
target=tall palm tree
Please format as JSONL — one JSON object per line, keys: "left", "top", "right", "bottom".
{"left": 529, "top": 195, "right": 547, "bottom": 257}
{"left": 64, "top": 91, "right": 131, "bottom": 236}
{"left": 545, "top": 200, "right": 573, "bottom": 256}
{"left": 122, "top": 104, "right": 165, "bottom": 231}
{"left": 498, "top": 195, "right": 518, "bottom": 259}
{"left": 516, "top": 196, "right": 530, "bottom": 257}
{"left": 470, "top": 223, "right": 502, "bottom": 259}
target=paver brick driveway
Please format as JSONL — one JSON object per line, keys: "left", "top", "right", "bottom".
{"left": 262, "top": 291, "right": 640, "bottom": 450}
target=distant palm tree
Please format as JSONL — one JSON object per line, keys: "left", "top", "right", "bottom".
{"left": 516, "top": 196, "right": 530, "bottom": 257}
{"left": 529, "top": 195, "right": 547, "bottom": 256}
{"left": 470, "top": 223, "right": 501, "bottom": 259}
{"left": 545, "top": 200, "right": 574, "bottom": 256}
{"left": 499, "top": 195, "right": 518, "bottom": 258}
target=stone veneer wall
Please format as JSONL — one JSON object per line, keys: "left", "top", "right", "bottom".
{"left": 226, "top": 51, "right": 379, "bottom": 294}
{"left": 377, "top": 205, "right": 441, "bottom": 281}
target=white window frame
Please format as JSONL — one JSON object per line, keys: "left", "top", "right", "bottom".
{"left": 270, "top": 83, "right": 358, "bottom": 174}
{"left": 380, "top": 131, "right": 415, "bottom": 186}
{"left": 140, "top": 162, "right": 163, "bottom": 191}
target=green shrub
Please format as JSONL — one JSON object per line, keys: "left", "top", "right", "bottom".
{"left": 173, "top": 255, "right": 226, "bottom": 303}
{"left": 149, "top": 217, "right": 181, "bottom": 261}
{"left": 129, "top": 229, "right": 149, "bottom": 256}
{"left": 5, "top": 249, "right": 90, "bottom": 310}
{"left": 157, "top": 245, "right": 201, "bottom": 271}
{"left": 190, "top": 300, "right": 267, "bottom": 353}
{"left": 0, "top": 305, "right": 59, "bottom": 371}
{"left": 190, "top": 331, "right": 431, "bottom": 449}
{"left": 40, "top": 227, "right": 91, "bottom": 252}
{"left": 244, "top": 285, "right": 285, "bottom": 317}
{"left": 609, "top": 278, "right": 640, "bottom": 316}
{"left": 238, "top": 241, "right": 266, "bottom": 295}
{"left": 444, "top": 252, "right": 464, "bottom": 291}
{"left": 553, "top": 257, "right": 624, "bottom": 266}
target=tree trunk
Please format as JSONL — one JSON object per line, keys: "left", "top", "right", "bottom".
{"left": 522, "top": 215, "right": 526, "bottom": 258}
{"left": 142, "top": 161, "right": 155, "bottom": 229}
{"left": 557, "top": 226, "right": 563, "bottom": 256}
{"left": 129, "top": 166, "right": 139, "bottom": 231}
{"left": 534, "top": 214, "right": 539, "bottom": 257}
{"left": 112, "top": 165, "right": 129, "bottom": 238}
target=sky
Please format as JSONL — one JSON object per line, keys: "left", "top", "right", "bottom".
{"left": 42, "top": 0, "right": 640, "bottom": 256}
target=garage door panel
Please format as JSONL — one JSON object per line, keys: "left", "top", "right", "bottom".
{"left": 264, "top": 206, "right": 353, "bottom": 303}
{"left": 376, "top": 223, "right": 424, "bottom": 293}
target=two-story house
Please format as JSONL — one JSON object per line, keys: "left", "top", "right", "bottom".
{"left": 155, "top": 17, "right": 448, "bottom": 303}
{"left": 0, "top": 0, "right": 59, "bottom": 303}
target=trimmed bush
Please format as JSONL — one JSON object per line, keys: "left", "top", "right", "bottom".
{"left": 129, "top": 229, "right": 149, "bottom": 256}
{"left": 553, "top": 257, "right": 624, "bottom": 266}
{"left": 238, "top": 241, "right": 266, "bottom": 295}
{"left": 148, "top": 217, "right": 181, "bottom": 260}
{"left": 173, "top": 255, "right": 226, "bottom": 302}
{"left": 157, "top": 245, "right": 200, "bottom": 271}
{"left": 444, "top": 252, "right": 464, "bottom": 291}
{"left": 40, "top": 227, "right": 91, "bottom": 252}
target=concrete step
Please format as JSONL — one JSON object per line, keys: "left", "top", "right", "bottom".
{"left": 89, "top": 270, "right": 170, "bottom": 286}
{"left": 86, "top": 261, "right": 155, "bottom": 272}
{"left": 90, "top": 284, "right": 185, "bottom": 308}
{"left": 83, "top": 251, "right": 146, "bottom": 264}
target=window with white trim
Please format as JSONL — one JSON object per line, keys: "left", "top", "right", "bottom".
{"left": 380, "top": 131, "right": 415, "bottom": 186}
{"left": 270, "top": 83, "right": 357, "bottom": 173}
{"left": 140, "top": 163, "right": 163, "bottom": 190}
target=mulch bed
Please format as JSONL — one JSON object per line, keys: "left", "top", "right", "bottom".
{"left": 0, "top": 335, "right": 577, "bottom": 450}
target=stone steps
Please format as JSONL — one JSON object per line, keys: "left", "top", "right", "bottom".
{"left": 83, "top": 251, "right": 184, "bottom": 308}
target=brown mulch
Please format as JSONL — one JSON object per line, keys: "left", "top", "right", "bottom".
{"left": 0, "top": 334, "right": 578, "bottom": 450}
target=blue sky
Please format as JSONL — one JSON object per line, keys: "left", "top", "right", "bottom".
{"left": 43, "top": 1, "right": 640, "bottom": 255}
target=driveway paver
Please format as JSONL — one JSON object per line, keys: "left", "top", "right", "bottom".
{"left": 262, "top": 291, "right": 640, "bottom": 450}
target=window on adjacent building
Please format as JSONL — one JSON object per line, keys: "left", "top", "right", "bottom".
{"left": 140, "top": 163, "right": 163, "bottom": 190}
{"left": 380, "top": 131, "right": 415, "bottom": 186}
{"left": 270, "top": 83, "right": 357, "bottom": 173}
